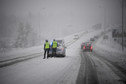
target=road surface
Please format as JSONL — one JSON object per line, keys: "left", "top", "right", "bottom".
{"left": 0, "top": 30, "right": 126, "bottom": 84}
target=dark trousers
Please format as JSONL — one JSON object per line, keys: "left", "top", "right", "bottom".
{"left": 52, "top": 48, "right": 57, "bottom": 57}
{"left": 44, "top": 49, "right": 50, "bottom": 59}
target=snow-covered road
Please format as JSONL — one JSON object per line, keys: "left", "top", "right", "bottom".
{"left": 77, "top": 50, "right": 126, "bottom": 84}
{"left": 76, "top": 31, "right": 126, "bottom": 84}
{"left": 0, "top": 29, "right": 126, "bottom": 84}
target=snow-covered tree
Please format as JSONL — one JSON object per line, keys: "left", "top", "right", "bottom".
{"left": 15, "top": 22, "right": 26, "bottom": 48}
{"left": 15, "top": 22, "right": 38, "bottom": 48}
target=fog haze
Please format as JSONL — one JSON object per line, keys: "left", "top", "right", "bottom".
{"left": 0, "top": 0, "right": 125, "bottom": 46}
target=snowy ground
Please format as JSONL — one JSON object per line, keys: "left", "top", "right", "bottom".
{"left": 1, "top": 29, "right": 126, "bottom": 84}
{"left": 88, "top": 31, "right": 126, "bottom": 84}
{"left": 95, "top": 31, "right": 126, "bottom": 53}
{"left": 94, "top": 31, "right": 126, "bottom": 69}
{"left": 0, "top": 46, "right": 43, "bottom": 61}
{"left": 0, "top": 29, "right": 103, "bottom": 84}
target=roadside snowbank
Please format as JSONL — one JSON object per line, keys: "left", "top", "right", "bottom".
{"left": 95, "top": 31, "right": 126, "bottom": 54}
{"left": 0, "top": 46, "right": 44, "bottom": 61}
{"left": 94, "top": 31, "right": 126, "bottom": 70}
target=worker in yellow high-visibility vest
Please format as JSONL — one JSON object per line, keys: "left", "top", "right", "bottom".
{"left": 52, "top": 39, "right": 58, "bottom": 57}
{"left": 44, "top": 40, "right": 50, "bottom": 59}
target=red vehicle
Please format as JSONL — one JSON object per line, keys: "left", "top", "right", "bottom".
{"left": 81, "top": 42, "right": 93, "bottom": 52}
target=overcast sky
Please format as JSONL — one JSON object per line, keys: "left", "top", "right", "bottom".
{"left": 0, "top": 0, "right": 124, "bottom": 39}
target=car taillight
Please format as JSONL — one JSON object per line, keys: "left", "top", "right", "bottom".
{"left": 83, "top": 46, "right": 86, "bottom": 49}
{"left": 90, "top": 46, "right": 93, "bottom": 50}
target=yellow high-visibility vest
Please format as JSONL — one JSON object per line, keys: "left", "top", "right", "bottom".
{"left": 52, "top": 41, "right": 57, "bottom": 48}
{"left": 45, "top": 42, "right": 50, "bottom": 49}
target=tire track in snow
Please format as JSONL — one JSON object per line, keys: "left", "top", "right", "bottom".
{"left": 91, "top": 51, "right": 126, "bottom": 84}
{"left": 76, "top": 51, "right": 99, "bottom": 84}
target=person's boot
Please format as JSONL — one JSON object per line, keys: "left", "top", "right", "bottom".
{"left": 43, "top": 56, "right": 45, "bottom": 59}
